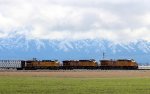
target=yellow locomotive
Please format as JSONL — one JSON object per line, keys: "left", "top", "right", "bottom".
{"left": 63, "top": 59, "right": 98, "bottom": 69}
{"left": 100, "top": 59, "right": 138, "bottom": 69}
{"left": 25, "top": 60, "right": 60, "bottom": 70}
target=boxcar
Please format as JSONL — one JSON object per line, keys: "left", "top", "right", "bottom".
{"left": 0, "top": 60, "right": 25, "bottom": 70}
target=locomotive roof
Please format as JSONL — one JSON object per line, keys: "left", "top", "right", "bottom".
{"left": 63, "top": 59, "right": 96, "bottom": 62}
{"left": 41, "top": 60, "right": 58, "bottom": 62}
{"left": 79, "top": 59, "right": 96, "bottom": 62}
{"left": 100, "top": 59, "right": 135, "bottom": 62}
{"left": 63, "top": 60, "right": 79, "bottom": 62}
{"left": 100, "top": 59, "right": 114, "bottom": 61}
{"left": 117, "top": 59, "right": 133, "bottom": 61}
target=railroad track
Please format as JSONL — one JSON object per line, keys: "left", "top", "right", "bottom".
{"left": 0, "top": 69, "right": 150, "bottom": 72}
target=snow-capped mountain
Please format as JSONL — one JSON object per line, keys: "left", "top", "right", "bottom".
{"left": 0, "top": 35, "right": 150, "bottom": 64}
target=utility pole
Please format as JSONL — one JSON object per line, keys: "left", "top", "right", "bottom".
{"left": 103, "top": 52, "right": 105, "bottom": 59}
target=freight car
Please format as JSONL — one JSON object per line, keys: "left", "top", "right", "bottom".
{"left": 0, "top": 60, "right": 25, "bottom": 70}
{"left": 63, "top": 59, "right": 98, "bottom": 69}
{"left": 24, "top": 60, "right": 60, "bottom": 70}
{"left": 100, "top": 59, "right": 138, "bottom": 69}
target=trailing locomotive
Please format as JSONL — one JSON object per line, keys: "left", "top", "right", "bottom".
{"left": 100, "top": 59, "right": 138, "bottom": 69}
{"left": 63, "top": 59, "right": 98, "bottom": 69}
{"left": 0, "top": 59, "right": 139, "bottom": 70}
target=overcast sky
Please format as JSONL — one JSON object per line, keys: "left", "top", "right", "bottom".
{"left": 0, "top": 0, "right": 150, "bottom": 44}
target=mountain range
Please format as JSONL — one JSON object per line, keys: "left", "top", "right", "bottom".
{"left": 0, "top": 36, "right": 150, "bottom": 64}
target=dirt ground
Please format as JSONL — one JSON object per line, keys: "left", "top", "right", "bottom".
{"left": 0, "top": 70, "right": 150, "bottom": 78}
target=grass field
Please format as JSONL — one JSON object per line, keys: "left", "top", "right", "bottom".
{"left": 0, "top": 76, "right": 150, "bottom": 94}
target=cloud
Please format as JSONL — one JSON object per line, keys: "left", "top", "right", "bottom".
{"left": 0, "top": 0, "right": 150, "bottom": 44}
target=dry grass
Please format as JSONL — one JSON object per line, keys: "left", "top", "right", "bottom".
{"left": 0, "top": 70, "right": 150, "bottom": 78}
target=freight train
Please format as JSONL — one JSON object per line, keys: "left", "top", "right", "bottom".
{"left": 0, "top": 59, "right": 138, "bottom": 70}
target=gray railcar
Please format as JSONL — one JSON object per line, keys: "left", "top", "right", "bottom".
{"left": 0, "top": 60, "right": 24, "bottom": 69}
